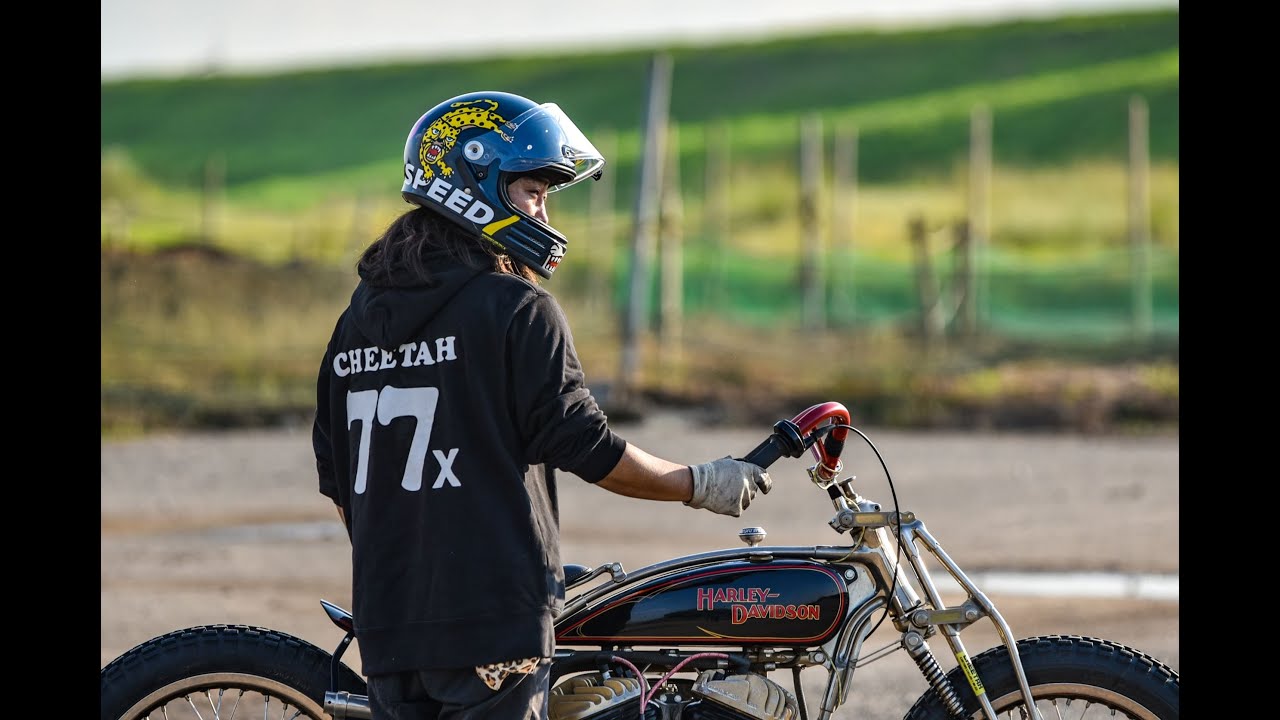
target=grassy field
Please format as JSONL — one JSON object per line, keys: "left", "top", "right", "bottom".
{"left": 100, "top": 242, "right": 1178, "bottom": 438}
{"left": 100, "top": 8, "right": 1179, "bottom": 266}
{"left": 101, "top": 10, "right": 1177, "bottom": 192}
{"left": 100, "top": 8, "right": 1179, "bottom": 437}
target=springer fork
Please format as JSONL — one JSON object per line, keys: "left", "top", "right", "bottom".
{"left": 826, "top": 482, "right": 1044, "bottom": 720}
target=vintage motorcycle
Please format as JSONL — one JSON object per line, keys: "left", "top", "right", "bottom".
{"left": 100, "top": 401, "right": 1179, "bottom": 720}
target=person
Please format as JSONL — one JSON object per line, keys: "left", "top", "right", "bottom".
{"left": 311, "top": 90, "right": 772, "bottom": 720}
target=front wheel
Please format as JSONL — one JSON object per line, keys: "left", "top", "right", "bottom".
{"left": 902, "top": 634, "right": 1178, "bottom": 720}
{"left": 100, "top": 624, "right": 366, "bottom": 720}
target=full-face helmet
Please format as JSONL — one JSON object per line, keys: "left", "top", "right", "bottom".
{"left": 401, "top": 90, "right": 605, "bottom": 277}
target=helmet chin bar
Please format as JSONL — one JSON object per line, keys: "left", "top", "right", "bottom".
{"left": 493, "top": 220, "right": 567, "bottom": 278}
{"left": 492, "top": 169, "right": 570, "bottom": 278}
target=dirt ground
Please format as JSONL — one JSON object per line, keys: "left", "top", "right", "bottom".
{"left": 101, "top": 411, "right": 1179, "bottom": 719}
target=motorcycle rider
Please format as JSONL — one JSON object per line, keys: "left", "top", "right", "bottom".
{"left": 312, "top": 90, "right": 772, "bottom": 719}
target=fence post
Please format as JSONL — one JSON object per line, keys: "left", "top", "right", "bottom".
{"left": 658, "top": 122, "right": 684, "bottom": 382}
{"left": 967, "top": 104, "right": 991, "bottom": 334}
{"left": 348, "top": 192, "right": 369, "bottom": 261}
{"left": 909, "top": 215, "right": 945, "bottom": 347}
{"left": 830, "top": 122, "right": 858, "bottom": 326}
{"left": 1128, "top": 95, "right": 1153, "bottom": 343}
{"left": 951, "top": 219, "right": 973, "bottom": 340}
{"left": 799, "top": 113, "right": 825, "bottom": 331}
{"left": 200, "top": 152, "right": 225, "bottom": 245}
{"left": 104, "top": 200, "right": 131, "bottom": 249}
{"left": 619, "top": 52, "right": 672, "bottom": 401}
{"left": 704, "top": 120, "right": 731, "bottom": 306}
{"left": 587, "top": 128, "right": 617, "bottom": 316}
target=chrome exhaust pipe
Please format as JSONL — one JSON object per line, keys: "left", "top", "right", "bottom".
{"left": 324, "top": 690, "right": 372, "bottom": 719}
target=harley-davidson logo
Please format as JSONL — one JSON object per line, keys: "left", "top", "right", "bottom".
{"left": 697, "top": 587, "right": 776, "bottom": 608}
{"left": 731, "top": 603, "right": 822, "bottom": 624}
{"left": 698, "top": 587, "right": 822, "bottom": 625}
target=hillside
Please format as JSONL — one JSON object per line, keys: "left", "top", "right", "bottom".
{"left": 100, "top": 9, "right": 1180, "bottom": 437}
{"left": 101, "top": 9, "right": 1178, "bottom": 200}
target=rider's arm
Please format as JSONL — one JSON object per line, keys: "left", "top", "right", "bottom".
{"left": 595, "top": 442, "right": 694, "bottom": 502}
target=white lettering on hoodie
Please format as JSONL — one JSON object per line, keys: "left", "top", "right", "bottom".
{"left": 333, "top": 337, "right": 459, "bottom": 378}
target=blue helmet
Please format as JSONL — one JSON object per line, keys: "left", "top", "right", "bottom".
{"left": 401, "top": 90, "right": 605, "bottom": 277}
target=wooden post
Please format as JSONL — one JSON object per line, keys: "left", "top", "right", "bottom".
{"left": 830, "top": 122, "right": 858, "bottom": 326}
{"left": 704, "top": 120, "right": 731, "bottom": 305}
{"left": 658, "top": 123, "right": 684, "bottom": 381}
{"left": 908, "top": 215, "right": 944, "bottom": 346}
{"left": 951, "top": 219, "right": 972, "bottom": 336}
{"left": 619, "top": 52, "right": 672, "bottom": 399}
{"left": 799, "top": 113, "right": 825, "bottom": 331}
{"left": 349, "top": 192, "right": 369, "bottom": 259}
{"left": 1128, "top": 95, "right": 1153, "bottom": 342}
{"left": 200, "top": 152, "right": 225, "bottom": 245}
{"left": 587, "top": 128, "right": 617, "bottom": 315}
{"left": 967, "top": 105, "right": 991, "bottom": 335}
{"left": 104, "top": 199, "right": 130, "bottom": 249}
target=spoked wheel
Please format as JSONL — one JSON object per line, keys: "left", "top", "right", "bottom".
{"left": 115, "top": 671, "right": 327, "bottom": 719}
{"left": 101, "top": 624, "right": 366, "bottom": 720}
{"left": 903, "top": 635, "right": 1178, "bottom": 720}
{"left": 982, "top": 682, "right": 1171, "bottom": 719}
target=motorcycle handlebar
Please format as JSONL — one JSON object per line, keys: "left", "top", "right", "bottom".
{"left": 741, "top": 419, "right": 806, "bottom": 468}
{"left": 740, "top": 402, "right": 852, "bottom": 478}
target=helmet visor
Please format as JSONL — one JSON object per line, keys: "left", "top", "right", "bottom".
{"left": 496, "top": 103, "right": 605, "bottom": 192}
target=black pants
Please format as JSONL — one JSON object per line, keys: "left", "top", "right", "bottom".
{"left": 367, "top": 662, "right": 550, "bottom": 720}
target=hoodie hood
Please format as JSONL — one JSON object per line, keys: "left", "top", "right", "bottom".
{"left": 349, "top": 257, "right": 485, "bottom": 351}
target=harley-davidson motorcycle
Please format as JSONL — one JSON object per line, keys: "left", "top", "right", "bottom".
{"left": 100, "top": 401, "right": 1179, "bottom": 720}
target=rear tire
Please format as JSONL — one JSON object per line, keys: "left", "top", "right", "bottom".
{"left": 902, "top": 634, "right": 1178, "bottom": 720}
{"left": 100, "top": 624, "right": 366, "bottom": 720}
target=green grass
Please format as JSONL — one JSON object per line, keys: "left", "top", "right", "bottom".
{"left": 101, "top": 241, "right": 1178, "bottom": 438}
{"left": 101, "top": 7, "right": 1180, "bottom": 270}
{"left": 102, "top": 9, "right": 1178, "bottom": 195}
{"left": 100, "top": 9, "right": 1179, "bottom": 436}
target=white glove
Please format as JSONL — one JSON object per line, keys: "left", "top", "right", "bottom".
{"left": 685, "top": 457, "right": 773, "bottom": 517}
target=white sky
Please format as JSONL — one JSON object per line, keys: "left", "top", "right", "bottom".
{"left": 101, "top": 0, "right": 1177, "bottom": 80}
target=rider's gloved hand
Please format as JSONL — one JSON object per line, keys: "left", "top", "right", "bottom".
{"left": 685, "top": 457, "right": 772, "bottom": 517}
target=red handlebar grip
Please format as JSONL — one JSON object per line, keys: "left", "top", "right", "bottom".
{"left": 790, "top": 402, "right": 850, "bottom": 475}
{"left": 740, "top": 404, "right": 850, "bottom": 474}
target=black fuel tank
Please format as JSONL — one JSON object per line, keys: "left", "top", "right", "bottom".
{"left": 556, "top": 560, "right": 847, "bottom": 646}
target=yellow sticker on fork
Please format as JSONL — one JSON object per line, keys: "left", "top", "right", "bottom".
{"left": 956, "top": 651, "right": 987, "bottom": 696}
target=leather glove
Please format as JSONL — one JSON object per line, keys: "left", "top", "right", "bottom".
{"left": 685, "top": 457, "right": 773, "bottom": 517}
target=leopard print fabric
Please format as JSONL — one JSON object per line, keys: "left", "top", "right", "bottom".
{"left": 475, "top": 656, "right": 542, "bottom": 691}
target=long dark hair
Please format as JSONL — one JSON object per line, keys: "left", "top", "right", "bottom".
{"left": 357, "top": 206, "right": 540, "bottom": 285}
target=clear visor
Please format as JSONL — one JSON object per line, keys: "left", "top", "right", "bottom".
{"left": 496, "top": 103, "right": 605, "bottom": 192}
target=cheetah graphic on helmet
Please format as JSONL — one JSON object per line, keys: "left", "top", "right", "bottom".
{"left": 418, "top": 99, "right": 514, "bottom": 180}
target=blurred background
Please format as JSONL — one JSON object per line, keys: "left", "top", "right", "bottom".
{"left": 100, "top": 0, "right": 1179, "bottom": 437}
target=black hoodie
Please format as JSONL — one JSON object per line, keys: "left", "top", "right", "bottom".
{"left": 313, "top": 253, "right": 627, "bottom": 674}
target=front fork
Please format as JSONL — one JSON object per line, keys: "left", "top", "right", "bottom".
{"left": 825, "top": 480, "right": 1041, "bottom": 720}
{"left": 874, "top": 516, "right": 1044, "bottom": 720}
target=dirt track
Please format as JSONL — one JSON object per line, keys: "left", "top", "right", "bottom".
{"left": 101, "top": 411, "right": 1178, "bottom": 719}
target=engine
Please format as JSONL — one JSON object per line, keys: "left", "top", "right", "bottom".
{"left": 547, "top": 671, "right": 799, "bottom": 720}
